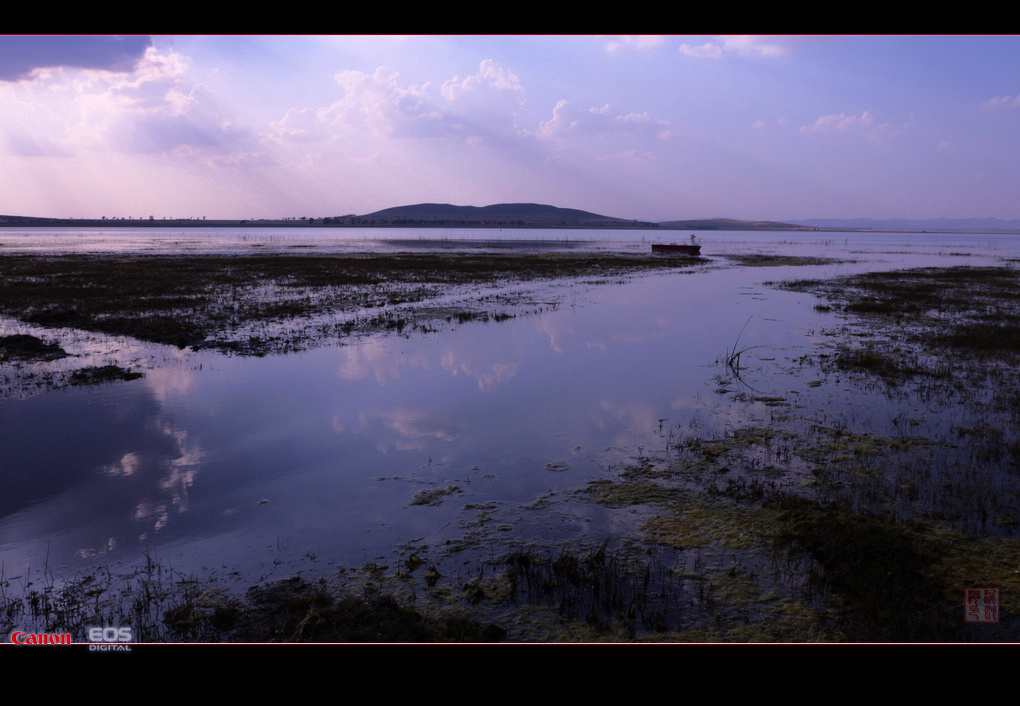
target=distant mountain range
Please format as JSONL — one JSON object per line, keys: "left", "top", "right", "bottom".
{"left": 790, "top": 217, "right": 1020, "bottom": 233}
{"left": 351, "top": 206, "right": 1020, "bottom": 232}
{"left": 339, "top": 204, "right": 811, "bottom": 230}
{"left": 352, "top": 202, "right": 658, "bottom": 228}
{"left": 2, "top": 204, "right": 1019, "bottom": 233}
{"left": 0, "top": 204, "right": 660, "bottom": 230}
{"left": 658, "top": 218, "right": 811, "bottom": 231}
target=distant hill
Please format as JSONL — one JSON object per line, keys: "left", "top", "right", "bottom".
{"left": 792, "top": 217, "right": 1020, "bottom": 233}
{"left": 351, "top": 204, "right": 814, "bottom": 231}
{"left": 657, "top": 218, "right": 810, "bottom": 231}
{"left": 350, "top": 203, "right": 659, "bottom": 228}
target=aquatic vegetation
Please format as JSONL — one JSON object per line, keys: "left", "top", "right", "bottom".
{"left": 580, "top": 479, "right": 684, "bottom": 507}
{"left": 68, "top": 365, "right": 144, "bottom": 386}
{"left": 0, "top": 252, "right": 704, "bottom": 357}
{"left": 771, "top": 497, "right": 1020, "bottom": 642}
{"left": 225, "top": 576, "right": 506, "bottom": 642}
{"left": 723, "top": 254, "right": 844, "bottom": 267}
{"left": 0, "top": 552, "right": 211, "bottom": 643}
{"left": 721, "top": 315, "right": 767, "bottom": 376}
{"left": 0, "top": 334, "right": 67, "bottom": 362}
{"left": 784, "top": 265, "right": 1020, "bottom": 363}
{"left": 492, "top": 542, "right": 689, "bottom": 637}
{"left": 410, "top": 485, "right": 463, "bottom": 506}
{"left": 0, "top": 560, "right": 506, "bottom": 643}
{"left": 6, "top": 243, "right": 1020, "bottom": 642}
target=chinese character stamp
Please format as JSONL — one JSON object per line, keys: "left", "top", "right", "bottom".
{"left": 964, "top": 587, "right": 999, "bottom": 624}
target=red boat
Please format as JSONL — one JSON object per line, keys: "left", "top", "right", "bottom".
{"left": 651, "top": 236, "right": 701, "bottom": 256}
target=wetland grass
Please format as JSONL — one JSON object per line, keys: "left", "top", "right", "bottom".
{"left": 0, "top": 560, "right": 507, "bottom": 643}
{"left": 783, "top": 265, "right": 1020, "bottom": 361}
{"left": 6, "top": 258, "right": 1020, "bottom": 642}
{"left": 756, "top": 263, "right": 1020, "bottom": 638}
{"left": 0, "top": 251, "right": 703, "bottom": 359}
{"left": 410, "top": 485, "right": 463, "bottom": 506}
{"left": 723, "top": 254, "right": 844, "bottom": 268}
{"left": 68, "top": 365, "right": 144, "bottom": 385}
{"left": 224, "top": 576, "right": 506, "bottom": 643}
{"left": 771, "top": 498, "right": 958, "bottom": 641}
{"left": 0, "top": 334, "right": 67, "bottom": 362}
{"left": 494, "top": 542, "right": 682, "bottom": 637}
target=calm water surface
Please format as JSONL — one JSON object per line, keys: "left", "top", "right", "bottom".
{"left": 2, "top": 228, "right": 1017, "bottom": 589}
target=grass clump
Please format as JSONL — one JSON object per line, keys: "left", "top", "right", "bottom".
{"left": 832, "top": 345, "right": 922, "bottom": 379}
{"left": 495, "top": 542, "right": 679, "bottom": 637}
{"left": 772, "top": 498, "right": 961, "bottom": 642}
{"left": 69, "top": 365, "right": 144, "bottom": 386}
{"left": 1, "top": 563, "right": 506, "bottom": 643}
{"left": 580, "top": 478, "right": 684, "bottom": 507}
{"left": 0, "top": 334, "right": 67, "bottom": 362}
{"left": 726, "top": 254, "right": 843, "bottom": 268}
{"left": 643, "top": 499, "right": 779, "bottom": 552}
{"left": 228, "top": 576, "right": 506, "bottom": 643}
{"left": 410, "top": 485, "right": 462, "bottom": 506}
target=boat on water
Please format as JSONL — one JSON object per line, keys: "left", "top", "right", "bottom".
{"left": 651, "top": 235, "right": 701, "bottom": 256}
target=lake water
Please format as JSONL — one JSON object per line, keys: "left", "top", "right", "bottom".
{"left": 2, "top": 227, "right": 1018, "bottom": 596}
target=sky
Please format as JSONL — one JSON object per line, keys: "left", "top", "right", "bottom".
{"left": 2, "top": 34, "right": 1020, "bottom": 223}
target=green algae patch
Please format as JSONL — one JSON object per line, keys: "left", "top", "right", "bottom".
{"left": 799, "top": 424, "right": 936, "bottom": 466}
{"left": 707, "top": 565, "right": 764, "bottom": 606}
{"left": 771, "top": 499, "right": 972, "bottom": 642}
{"left": 671, "top": 599, "right": 842, "bottom": 643}
{"left": 931, "top": 532, "right": 1020, "bottom": 618}
{"left": 410, "top": 485, "right": 463, "bottom": 506}
{"left": 580, "top": 478, "right": 684, "bottom": 507}
{"left": 642, "top": 499, "right": 781, "bottom": 551}
{"left": 752, "top": 395, "right": 788, "bottom": 406}
{"left": 674, "top": 426, "right": 796, "bottom": 467}
{"left": 642, "top": 513, "right": 712, "bottom": 550}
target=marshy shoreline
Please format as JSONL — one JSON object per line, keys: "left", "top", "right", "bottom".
{"left": 3, "top": 250, "right": 1020, "bottom": 643}
{"left": 0, "top": 250, "right": 705, "bottom": 398}
{"left": 0, "top": 249, "right": 704, "bottom": 354}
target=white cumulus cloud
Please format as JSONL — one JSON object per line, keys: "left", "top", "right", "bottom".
{"left": 678, "top": 42, "right": 724, "bottom": 59}
{"left": 536, "top": 100, "right": 670, "bottom": 140}
{"left": 441, "top": 59, "right": 524, "bottom": 103}
{"left": 800, "top": 111, "right": 876, "bottom": 134}
{"left": 680, "top": 35, "right": 787, "bottom": 59}
{"left": 606, "top": 36, "right": 665, "bottom": 52}
{"left": 981, "top": 95, "right": 1020, "bottom": 110}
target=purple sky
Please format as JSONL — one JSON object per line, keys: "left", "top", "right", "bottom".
{"left": 2, "top": 35, "right": 1019, "bottom": 222}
